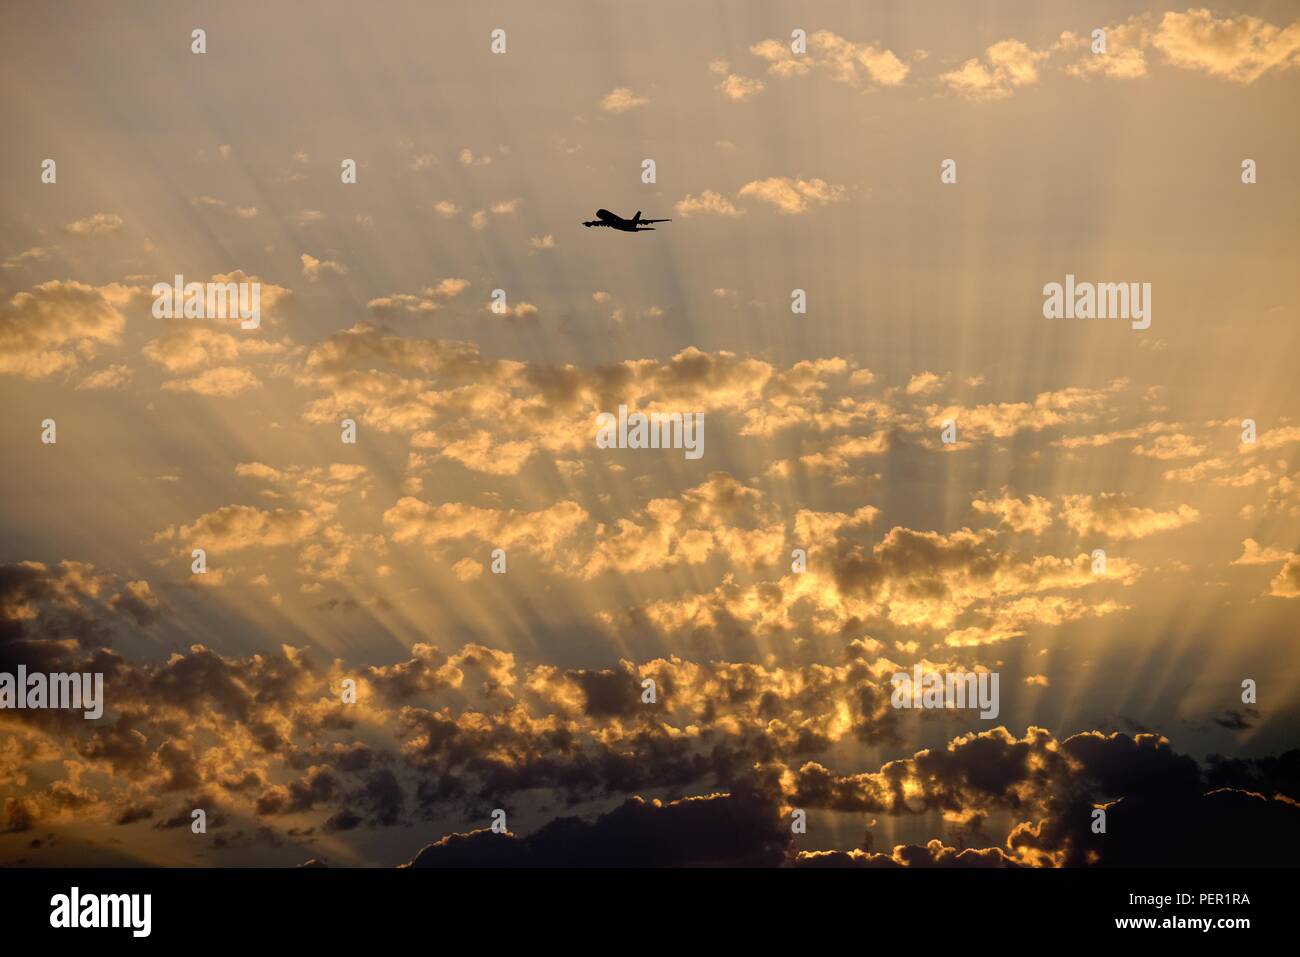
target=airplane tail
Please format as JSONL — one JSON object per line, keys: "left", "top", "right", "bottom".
{"left": 634, "top": 210, "right": 642, "bottom": 223}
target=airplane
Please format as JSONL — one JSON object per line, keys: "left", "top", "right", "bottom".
{"left": 582, "top": 209, "right": 671, "bottom": 232}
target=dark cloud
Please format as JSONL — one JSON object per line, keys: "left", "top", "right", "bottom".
{"left": 571, "top": 667, "right": 644, "bottom": 719}
{"left": 1205, "top": 750, "right": 1300, "bottom": 800}
{"left": 406, "top": 787, "right": 789, "bottom": 867}
{"left": 795, "top": 842, "right": 1020, "bottom": 868}
{"left": 1213, "top": 708, "right": 1260, "bottom": 730}
{"left": 113, "top": 803, "right": 155, "bottom": 826}
{"left": 3, "top": 558, "right": 1296, "bottom": 868}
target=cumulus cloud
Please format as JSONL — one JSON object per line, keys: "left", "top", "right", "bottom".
{"left": 749, "top": 30, "right": 909, "bottom": 88}
{"left": 580, "top": 473, "right": 786, "bottom": 578}
{"left": 600, "top": 87, "right": 648, "bottom": 112}
{"left": 143, "top": 323, "right": 288, "bottom": 374}
{"left": 368, "top": 279, "right": 470, "bottom": 317}
{"left": 676, "top": 177, "right": 845, "bottom": 218}
{"left": 3, "top": 4, "right": 1297, "bottom": 873}
{"left": 76, "top": 364, "right": 133, "bottom": 391}
{"left": 156, "top": 504, "right": 327, "bottom": 552}
{"left": 1058, "top": 21, "right": 1152, "bottom": 80}
{"left": 301, "top": 253, "right": 348, "bottom": 281}
{"left": 1152, "top": 8, "right": 1300, "bottom": 83}
{"left": 971, "top": 491, "right": 1054, "bottom": 535}
{"left": 929, "top": 381, "right": 1124, "bottom": 444}
{"left": 0, "top": 280, "right": 128, "bottom": 379}
{"left": 941, "top": 39, "right": 1049, "bottom": 99}
{"left": 1059, "top": 493, "right": 1199, "bottom": 540}
{"left": 3, "top": 556, "right": 1295, "bottom": 867}
{"left": 709, "top": 58, "right": 765, "bottom": 100}
{"left": 1268, "top": 555, "right": 1300, "bottom": 598}
{"left": 384, "top": 498, "right": 587, "bottom": 561}
{"left": 675, "top": 191, "right": 743, "bottom": 217}
{"left": 737, "top": 177, "right": 847, "bottom": 214}
{"left": 62, "top": 213, "right": 123, "bottom": 237}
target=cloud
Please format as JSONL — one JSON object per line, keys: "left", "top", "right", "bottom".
{"left": 367, "top": 279, "right": 469, "bottom": 318}
{"left": 190, "top": 196, "right": 258, "bottom": 219}
{"left": 905, "top": 371, "right": 944, "bottom": 396}
{"left": 680, "top": 174, "right": 856, "bottom": 228}
{"left": 155, "top": 505, "right": 328, "bottom": 562}
{"left": 1, "top": 245, "right": 56, "bottom": 271}
{"left": 709, "top": 59, "right": 765, "bottom": 100}
{"left": 432, "top": 278, "right": 470, "bottom": 299}
{"left": 2, "top": 555, "right": 1293, "bottom": 867}
{"left": 488, "top": 301, "right": 539, "bottom": 321}
{"left": 1268, "top": 556, "right": 1300, "bottom": 598}
{"left": 76, "top": 364, "right": 132, "bottom": 391}
{"left": 971, "top": 491, "right": 1054, "bottom": 535}
{"left": 143, "top": 323, "right": 288, "bottom": 374}
{"left": 384, "top": 498, "right": 586, "bottom": 562}
{"left": 929, "top": 381, "right": 1124, "bottom": 443}
{"left": 941, "top": 39, "right": 1049, "bottom": 99}
{"left": 795, "top": 841, "right": 1019, "bottom": 868}
{"left": 622, "top": 518, "right": 1136, "bottom": 656}
{"left": 468, "top": 202, "right": 520, "bottom": 231}
{"left": 301, "top": 254, "right": 348, "bottom": 281}
{"left": 1054, "top": 10, "right": 1300, "bottom": 85}
{"left": 719, "top": 72, "right": 765, "bottom": 100}
{"left": 737, "top": 177, "right": 847, "bottom": 214}
{"left": 452, "top": 558, "right": 483, "bottom": 582}
{"left": 675, "top": 191, "right": 743, "bottom": 217}
{"left": 4, "top": 3, "right": 1298, "bottom": 872}
{"left": 600, "top": 87, "right": 649, "bottom": 113}
{"left": 1059, "top": 493, "right": 1199, "bottom": 540}
{"left": 1132, "top": 432, "right": 1207, "bottom": 460}
{"left": 0, "top": 280, "right": 128, "bottom": 379}
{"left": 794, "top": 728, "right": 1300, "bottom": 867}
{"left": 1152, "top": 8, "right": 1300, "bottom": 83}
{"left": 772, "top": 432, "right": 890, "bottom": 484}
{"left": 406, "top": 790, "right": 788, "bottom": 867}
{"left": 749, "top": 30, "right": 909, "bottom": 88}
{"left": 1059, "top": 21, "right": 1152, "bottom": 80}
{"left": 580, "top": 473, "right": 786, "bottom": 579}
{"left": 62, "top": 213, "right": 123, "bottom": 237}
{"left": 1231, "top": 538, "right": 1292, "bottom": 566}
{"left": 234, "top": 462, "right": 371, "bottom": 507}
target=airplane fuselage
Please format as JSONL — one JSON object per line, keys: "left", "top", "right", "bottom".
{"left": 583, "top": 209, "right": 670, "bottom": 232}
{"left": 599, "top": 209, "right": 641, "bottom": 231}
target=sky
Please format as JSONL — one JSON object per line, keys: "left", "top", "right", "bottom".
{"left": 1, "top": 0, "right": 1298, "bottom": 867}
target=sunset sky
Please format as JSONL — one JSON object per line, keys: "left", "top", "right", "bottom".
{"left": 1, "top": 0, "right": 1298, "bottom": 867}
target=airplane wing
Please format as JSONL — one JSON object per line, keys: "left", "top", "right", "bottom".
{"left": 639, "top": 218, "right": 671, "bottom": 224}
{"left": 583, "top": 220, "right": 613, "bottom": 227}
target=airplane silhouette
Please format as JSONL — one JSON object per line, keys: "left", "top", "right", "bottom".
{"left": 582, "top": 209, "right": 671, "bottom": 232}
